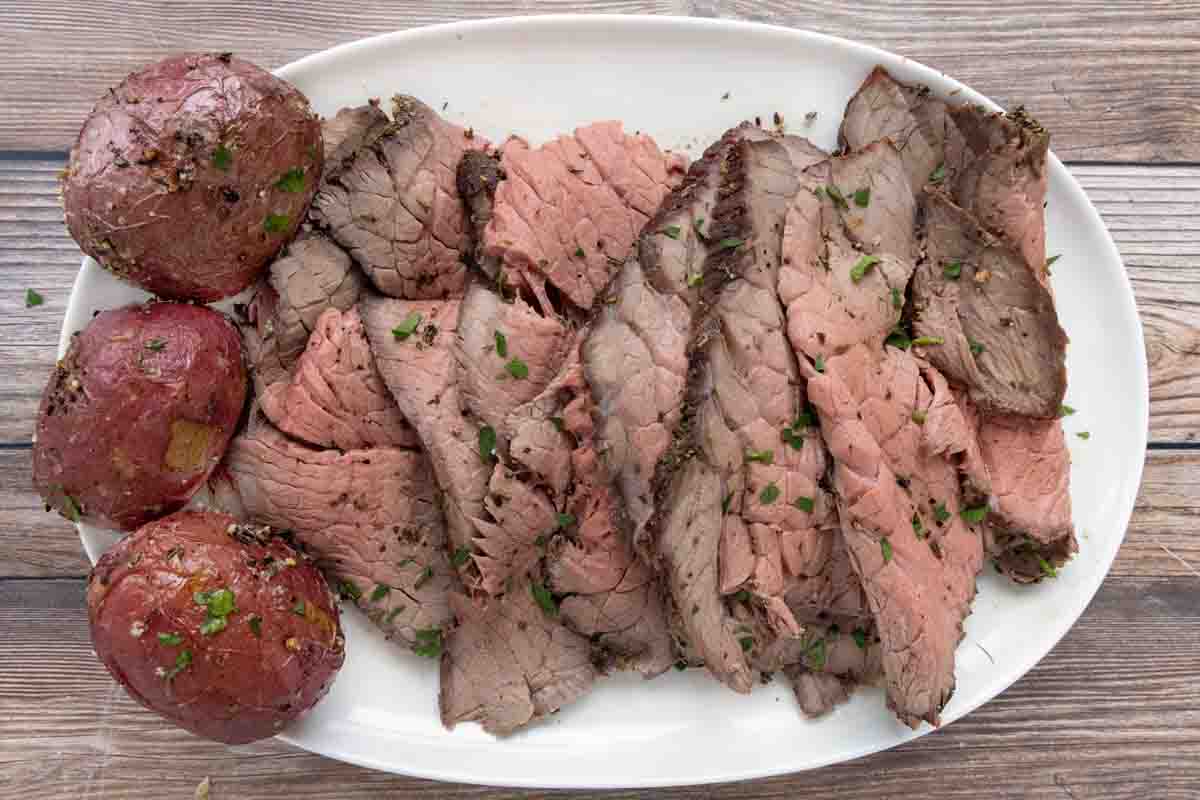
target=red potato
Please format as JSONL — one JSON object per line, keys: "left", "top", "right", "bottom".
{"left": 62, "top": 53, "right": 323, "bottom": 301}
{"left": 32, "top": 302, "right": 247, "bottom": 531}
{"left": 87, "top": 511, "right": 345, "bottom": 744}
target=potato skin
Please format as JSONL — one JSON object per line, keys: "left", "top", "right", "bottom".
{"left": 33, "top": 302, "right": 247, "bottom": 531}
{"left": 87, "top": 511, "right": 345, "bottom": 744}
{"left": 62, "top": 53, "right": 323, "bottom": 301}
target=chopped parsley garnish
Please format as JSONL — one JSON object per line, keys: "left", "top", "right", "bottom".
{"left": 851, "top": 628, "right": 867, "bottom": 650}
{"left": 62, "top": 494, "right": 83, "bottom": 522}
{"left": 781, "top": 420, "right": 806, "bottom": 450}
{"left": 891, "top": 287, "right": 902, "bottom": 310}
{"left": 722, "top": 492, "right": 734, "bottom": 514}
{"left": 849, "top": 254, "right": 881, "bottom": 283}
{"left": 661, "top": 225, "right": 682, "bottom": 240}
{"left": 934, "top": 503, "right": 951, "bottom": 524}
{"left": 912, "top": 512, "right": 925, "bottom": 539}
{"left": 738, "top": 636, "right": 754, "bottom": 653}
{"left": 248, "top": 615, "right": 262, "bottom": 638}
{"left": 1077, "top": 431, "right": 1091, "bottom": 440}
{"left": 943, "top": 260, "right": 962, "bottom": 279}
{"left": 694, "top": 217, "right": 705, "bottom": 232}
{"left": 535, "top": 534, "right": 547, "bottom": 548}
{"left": 199, "top": 616, "right": 227, "bottom": 636}
{"left": 853, "top": 187, "right": 871, "bottom": 207}
{"left": 371, "top": 584, "right": 391, "bottom": 602}
{"left": 556, "top": 512, "right": 576, "bottom": 529}
{"left": 969, "top": 339, "right": 985, "bottom": 356}
{"left": 414, "top": 566, "right": 434, "bottom": 589}
{"left": 337, "top": 580, "right": 362, "bottom": 601}
{"left": 25, "top": 288, "right": 44, "bottom": 308}
{"left": 1045, "top": 254, "right": 1062, "bottom": 269}
{"left": 1058, "top": 404, "right": 1077, "bottom": 417}
{"left": 1038, "top": 557, "right": 1059, "bottom": 578}
{"left": 494, "top": 330, "right": 508, "bottom": 358}
{"left": 391, "top": 311, "right": 422, "bottom": 341}
{"left": 805, "top": 638, "right": 827, "bottom": 670}
{"left": 212, "top": 144, "right": 233, "bottom": 171}
{"left": 550, "top": 416, "right": 565, "bottom": 432}
{"left": 745, "top": 449, "right": 775, "bottom": 465}
{"left": 505, "top": 357, "right": 529, "bottom": 379}
{"left": 531, "top": 581, "right": 558, "bottom": 616}
{"left": 451, "top": 547, "right": 471, "bottom": 567}
{"left": 164, "top": 649, "right": 192, "bottom": 681}
{"left": 825, "top": 186, "right": 849, "bottom": 209}
{"left": 675, "top": 660, "right": 688, "bottom": 671}
{"left": 929, "top": 163, "right": 946, "bottom": 183}
{"left": 880, "top": 537, "right": 893, "bottom": 564}
{"left": 194, "top": 588, "right": 235, "bottom": 617}
{"left": 157, "top": 632, "right": 183, "bottom": 646}
{"left": 144, "top": 338, "right": 166, "bottom": 352}
{"left": 961, "top": 505, "right": 989, "bottom": 524}
{"left": 911, "top": 409, "right": 927, "bottom": 425}
{"left": 760, "top": 482, "right": 781, "bottom": 505}
{"left": 911, "top": 336, "right": 945, "bottom": 347}
{"left": 275, "top": 167, "right": 306, "bottom": 193}
{"left": 292, "top": 599, "right": 307, "bottom": 616}
{"left": 263, "top": 213, "right": 290, "bottom": 234}
{"left": 886, "top": 327, "right": 912, "bottom": 351}
{"left": 686, "top": 272, "right": 703, "bottom": 288}
{"left": 733, "top": 589, "right": 751, "bottom": 603}
{"left": 574, "top": 246, "right": 586, "bottom": 258}
{"left": 814, "top": 355, "right": 825, "bottom": 373}
{"left": 478, "top": 425, "right": 497, "bottom": 463}
{"left": 386, "top": 608, "right": 405, "bottom": 624}
{"left": 716, "top": 237, "right": 745, "bottom": 251}
{"left": 413, "top": 627, "right": 442, "bottom": 658}
{"left": 397, "top": 558, "right": 417, "bottom": 568}
{"left": 794, "top": 495, "right": 815, "bottom": 513}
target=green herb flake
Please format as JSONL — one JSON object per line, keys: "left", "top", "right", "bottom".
{"left": 794, "top": 495, "right": 815, "bottom": 513}
{"left": 759, "top": 482, "right": 781, "bottom": 505}
{"left": 825, "top": 185, "right": 849, "bottom": 209}
{"left": 853, "top": 187, "right": 871, "bottom": 207}
{"left": 738, "top": 635, "right": 755, "bottom": 653}
{"left": 414, "top": 566, "right": 434, "bottom": 589}
{"left": 814, "top": 355, "right": 825, "bottom": 373}
{"left": 385, "top": 608, "right": 405, "bottom": 624}
{"left": 531, "top": 581, "right": 558, "bottom": 617}
{"left": 911, "top": 336, "right": 945, "bottom": 347}
{"left": 505, "top": 357, "right": 529, "bottom": 379}
{"left": 849, "top": 255, "right": 881, "bottom": 283}
{"left": 157, "top": 632, "right": 183, "bottom": 646}
{"left": 686, "top": 272, "right": 703, "bottom": 288}
{"left": 478, "top": 425, "right": 498, "bottom": 463}
{"left": 62, "top": 494, "right": 83, "bottom": 523}
{"left": 661, "top": 225, "right": 682, "bottom": 240}
{"left": 961, "top": 505, "right": 989, "bottom": 524}
{"left": 575, "top": 246, "right": 586, "bottom": 258}
{"left": 275, "top": 167, "right": 306, "bottom": 193}
{"left": 338, "top": 580, "right": 362, "bottom": 601}
{"left": 291, "top": 599, "right": 307, "bottom": 616}
{"left": 451, "top": 547, "right": 471, "bottom": 567}
{"left": 912, "top": 512, "right": 925, "bottom": 539}
{"left": 1058, "top": 404, "right": 1077, "bottom": 417}
{"left": 1038, "top": 557, "right": 1059, "bottom": 578}
{"left": 391, "top": 311, "right": 422, "bottom": 341}
{"left": 534, "top": 534, "right": 547, "bottom": 548}
{"left": 549, "top": 416, "right": 565, "bottom": 432}
{"left": 745, "top": 449, "right": 775, "bottom": 465}
{"left": 693, "top": 217, "right": 705, "bottom": 232}
{"left": 1045, "top": 254, "right": 1062, "bottom": 270}
{"left": 25, "top": 288, "right": 44, "bottom": 308}
{"left": 199, "top": 616, "right": 228, "bottom": 636}
{"left": 943, "top": 260, "right": 963, "bottom": 279}
{"left": 934, "top": 503, "right": 951, "bottom": 524}
{"left": 781, "top": 422, "right": 805, "bottom": 451}
{"left": 891, "top": 287, "right": 902, "bottom": 310}
{"left": 733, "top": 589, "right": 751, "bottom": 604}
{"left": 911, "top": 409, "right": 927, "bottom": 425}
{"left": 880, "top": 537, "right": 893, "bottom": 564}
{"left": 165, "top": 649, "right": 192, "bottom": 681}
{"left": 852, "top": 627, "right": 868, "bottom": 650}
{"left": 556, "top": 512, "right": 576, "bottom": 529}
{"left": 969, "top": 339, "right": 985, "bottom": 356}
{"left": 144, "top": 337, "right": 167, "bottom": 352}
{"left": 675, "top": 660, "right": 689, "bottom": 671}
{"left": 370, "top": 584, "right": 391, "bottom": 602}
{"left": 716, "top": 237, "right": 745, "bottom": 252}
{"left": 212, "top": 144, "right": 233, "bottom": 171}
{"left": 248, "top": 615, "right": 263, "bottom": 638}
{"left": 886, "top": 329, "right": 912, "bottom": 351}
{"left": 721, "top": 492, "right": 734, "bottom": 514}
{"left": 806, "top": 638, "right": 827, "bottom": 670}
{"left": 264, "top": 213, "right": 290, "bottom": 234}
{"left": 1077, "top": 431, "right": 1091, "bottom": 440}
{"left": 929, "top": 163, "right": 946, "bottom": 183}
{"left": 413, "top": 627, "right": 443, "bottom": 658}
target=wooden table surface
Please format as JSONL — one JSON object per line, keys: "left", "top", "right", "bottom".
{"left": 2, "top": 2, "right": 1198, "bottom": 798}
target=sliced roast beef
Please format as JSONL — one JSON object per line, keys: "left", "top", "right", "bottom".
{"left": 914, "top": 190, "right": 1067, "bottom": 418}
{"left": 783, "top": 624, "right": 883, "bottom": 717}
{"left": 322, "top": 101, "right": 392, "bottom": 167}
{"left": 223, "top": 418, "right": 453, "bottom": 649}
{"left": 478, "top": 122, "right": 686, "bottom": 311}
{"left": 313, "top": 95, "right": 485, "bottom": 299}
{"left": 439, "top": 589, "right": 597, "bottom": 736}
{"left": 259, "top": 306, "right": 418, "bottom": 450}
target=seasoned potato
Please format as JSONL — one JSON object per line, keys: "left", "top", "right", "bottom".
{"left": 62, "top": 53, "right": 322, "bottom": 301}
{"left": 87, "top": 511, "right": 345, "bottom": 744}
{"left": 33, "top": 302, "right": 246, "bottom": 530}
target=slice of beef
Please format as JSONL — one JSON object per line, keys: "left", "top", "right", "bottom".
{"left": 915, "top": 190, "right": 1067, "bottom": 418}
{"left": 781, "top": 531, "right": 872, "bottom": 629}
{"left": 977, "top": 413, "right": 1076, "bottom": 582}
{"left": 313, "top": 95, "right": 485, "bottom": 299}
{"left": 223, "top": 418, "right": 453, "bottom": 649}
{"left": 259, "top": 306, "right": 418, "bottom": 450}
{"left": 241, "top": 233, "right": 366, "bottom": 397}
{"left": 322, "top": 102, "right": 392, "bottom": 167}
{"left": 439, "top": 589, "right": 597, "bottom": 736}
{"left": 470, "top": 463, "right": 557, "bottom": 595}
{"left": 478, "top": 122, "right": 686, "bottom": 311}
{"left": 789, "top": 670, "right": 852, "bottom": 716}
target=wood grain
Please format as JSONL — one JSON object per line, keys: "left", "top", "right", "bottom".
{"left": 0, "top": 1, "right": 1199, "bottom": 160}
{"left": 1, "top": 572, "right": 1196, "bottom": 799}
{"left": 3, "top": 160, "right": 1198, "bottom": 443}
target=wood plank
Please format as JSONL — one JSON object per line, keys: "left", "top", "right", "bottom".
{"left": 0, "top": 1, "right": 1198, "bottom": 160}
{"left": 1, "top": 572, "right": 1195, "bottom": 798}
{"left": 2, "top": 160, "right": 1198, "bottom": 443}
